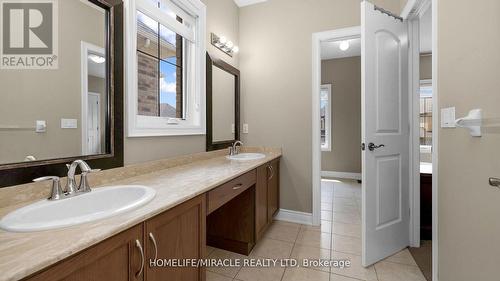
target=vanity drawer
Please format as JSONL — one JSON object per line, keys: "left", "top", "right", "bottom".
{"left": 207, "top": 170, "right": 256, "bottom": 214}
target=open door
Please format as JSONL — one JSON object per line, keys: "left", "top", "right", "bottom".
{"left": 361, "top": 1, "right": 410, "bottom": 266}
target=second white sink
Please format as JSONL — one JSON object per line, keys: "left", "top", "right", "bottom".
{"left": 0, "top": 185, "right": 156, "bottom": 232}
{"left": 226, "top": 153, "right": 266, "bottom": 161}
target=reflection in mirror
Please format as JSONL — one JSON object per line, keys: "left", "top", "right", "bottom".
{"left": 0, "top": 0, "right": 108, "bottom": 166}
{"left": 212, "top": 66, "right": 235, "bottom": 142}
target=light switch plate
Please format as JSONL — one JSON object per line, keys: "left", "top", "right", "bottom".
{"left": 35, "top": 120, "right": 46, "bottom": 133}
{"left": 61, "top": 118, "right": 78, "bottom": 129}
{"left": 243, "top": 123, "right": 249, "bottom": 134}
{"left": 441, "top": 107, "right": 456, "bottom": 128}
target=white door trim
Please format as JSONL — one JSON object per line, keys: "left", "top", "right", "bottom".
{"left": 81, "top": 41, "right": 105, "bottom": 155}
{"left": 408, "top": 17, "right": 421, "bottom": 249}
{"left": 403, "top": 0, "right": 437, "bottom": 280}
{"left": 87, "top": 92, "right": 101, "bottom": 154}
{"left": 311, "top": 26, "right": 361, "bottom": 226}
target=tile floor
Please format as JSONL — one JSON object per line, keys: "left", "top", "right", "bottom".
{"left": 206, "top": 179, "right": 426, "bottom": 281}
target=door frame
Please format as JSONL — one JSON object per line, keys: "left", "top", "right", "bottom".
{"left": 86, "top": 92, "right": 101, "bottom": 154}
{"left": 402, "top": 0, "right": 437, "bottom": 280}
{"left": 81, "top": 41, "right": 105, "bottom": 155}
{"left": 311, "top": 26, "right": 361, "bottom": 226}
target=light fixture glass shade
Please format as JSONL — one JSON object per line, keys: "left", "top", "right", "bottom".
{"left": 226, "top": 41, "right": 234, "bottom": 48}
{"left": 232, "top": 46, "right": 239, "bottom": 53}
{"left": 219, "top": 36, "right": 227, "bottom": 44}
{"left": 339, "top": 41, "right": 349, "bottom": 51}
{"left": 88, "top": 54, "right": 105, "bottom": 64}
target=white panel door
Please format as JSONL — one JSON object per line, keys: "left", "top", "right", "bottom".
{"left": 361, "top": 1, "right": 410, "bottom": 266}
{"left": 87, "top": 93, "right": 101, "bottom": 154}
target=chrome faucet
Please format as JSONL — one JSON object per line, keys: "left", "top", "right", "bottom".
{"left": 229, "top": 141, "right": 243, "bottom": 156}
{"left": 33, "top": 160, "right": 100, "bottom": 200}
{"left": 66, "top": 160, "right": 91, "bottom": 195}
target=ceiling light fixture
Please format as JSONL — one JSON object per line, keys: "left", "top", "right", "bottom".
{"left": 88, "top": 54, "right": 105, "bottom": 64}
{"left": 339, "top": 41, "right": 350, "bottom": 51}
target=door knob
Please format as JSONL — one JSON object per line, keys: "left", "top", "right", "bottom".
{"left": 368, "top": 142, "right": 385, "bottom": 151}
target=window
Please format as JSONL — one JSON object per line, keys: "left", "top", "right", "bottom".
{"left": 126, "top": 0, "right": 206, "bottom": 136}
{"left": 419, "top": 79, "right": 432, "bottom": 150}
{"left": 320, "top": 84, "right": 331, "bottom": 151}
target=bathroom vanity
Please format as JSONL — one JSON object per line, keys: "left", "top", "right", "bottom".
{"left": 0, "top": 149, "right": 281, "bottom": 281}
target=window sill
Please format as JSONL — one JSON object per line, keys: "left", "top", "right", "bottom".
{"left": 127, "top": 126, "right": 205, "bottom": 137}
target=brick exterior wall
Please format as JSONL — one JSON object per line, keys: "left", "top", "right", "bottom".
{"left": 137, "top": 52, "right": 159, "bottom": 116}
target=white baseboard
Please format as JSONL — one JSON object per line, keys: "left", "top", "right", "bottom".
{"left": 274, "top": 208, "right": 313, "bottom": 225}
{"left": 321, "top": 171, "right": 361, "bottom": 180}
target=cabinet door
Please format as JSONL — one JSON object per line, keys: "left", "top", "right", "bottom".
{"left": 255, "top": 165, "right": 269, "bottom": 240}
{"left": 25, "top": 224, "right": 145, "bottom": 281}
{"left": 267, "top": 159, "right": 280, "bottom": 222}
{"left": 145, "top": 195, "right": 206, "bottom": 281}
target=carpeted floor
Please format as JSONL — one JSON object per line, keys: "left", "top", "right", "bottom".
{"left": 409, "top": 240, "right": 432, "bottom": 281}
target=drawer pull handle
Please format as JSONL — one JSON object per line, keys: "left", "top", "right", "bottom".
{"left": 149, "top": 232, "right": 158, "bottom": 261}
{"left": 232, "top": 183, "right": 243, "bottom": 190}
{"left": 135, "top": 239, "right": 144, "bottom": 278}
{"left": 268, "top": 165, "right": 274, "bottom": 180}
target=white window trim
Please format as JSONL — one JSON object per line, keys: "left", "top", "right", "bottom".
{"left": 125, "top": 0, "right": 206, "bottom": 137}
{"left": 320, "top": 84, "right": 332, "bottom": 152}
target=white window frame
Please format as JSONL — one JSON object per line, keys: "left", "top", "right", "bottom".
{"left": 419, "top": 79, "right": 432, "bottom": 153}
{"left": 320, "top": 84, "right": 332, "bottom": 151}
{"left": 125, "top": 0, "right": 206, "bottom": 137}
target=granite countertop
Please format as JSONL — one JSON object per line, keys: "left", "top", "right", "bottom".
{"left": 0, "top": 147, "right": 281, "bottom": 281}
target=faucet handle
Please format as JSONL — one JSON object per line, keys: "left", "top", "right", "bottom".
{"left": 33, "top": 176, "right": 64, "bottom": 201}
{"left": 79, "top": 169, "right": 101, "bottom": 193}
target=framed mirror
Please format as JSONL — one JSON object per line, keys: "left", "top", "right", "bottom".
{"left": 206, "top": 53, "right": 240, "bottom": 151}
{"left": 0, "top": 0, "right": 123, "bottom": 188}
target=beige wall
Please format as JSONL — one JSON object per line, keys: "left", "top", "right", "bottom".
{"left": 438, "top": 0, "right": 500, "bottom": 280}
{"left": 420, "top": 54, "right": 432, "bottom": 80}
{"left": 0, "top": 0, "right": 104, "bottom": 164}
{"left": 124, "top": 0, "right": 239, "bottom": 165}
{"left": 321, "top": 57, "right": 361, "bottom": 174}
{"left": 239, "top": 0, "right": 400, "bottom": 213}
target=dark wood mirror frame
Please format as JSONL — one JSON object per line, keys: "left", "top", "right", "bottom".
{"left": 206, "top": 53, "right": 240, "bottom": 151}
{"left": 0, "top": 0, "right": 124, "bottom": 188}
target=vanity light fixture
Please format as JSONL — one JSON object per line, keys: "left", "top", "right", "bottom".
{"left": 88, "top": 54, "right": 105, "bottom": 64}
{"left": 211, "top": 33, "right": 239, "bottom": 57}
{"left": 339, "top": 40, "right": 350, "bottom": 51}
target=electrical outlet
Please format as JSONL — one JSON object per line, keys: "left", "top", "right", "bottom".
{"left": 243, "top": 123, "right": 249, "bottom": 134}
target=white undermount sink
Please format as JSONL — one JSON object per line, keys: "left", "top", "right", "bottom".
{"left": 0, "top": 185, "right": 156, "bottom": 232}
{"left": 226, "top": 153, "right": 266, "bottom": 161}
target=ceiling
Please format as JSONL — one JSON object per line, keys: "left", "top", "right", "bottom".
{"left": 321, "top": 38, "right": 361, "bottom": 60}
{"left": 420, "top": 6, "right": 432, "bottom": 53}
{"left": 233, "top": 0, "right": 267, "bottom": 7}
{"left": 88, "top": 56, "right": 106, "bottom": 78}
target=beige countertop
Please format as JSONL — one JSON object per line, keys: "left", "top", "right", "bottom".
{"left": 0, "top": 147, "right": 281, "bottom": 281}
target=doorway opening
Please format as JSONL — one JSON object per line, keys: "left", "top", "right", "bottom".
{"left": 312, "top": 1, "right": 435, "bottom": 279}
{"left": 81, "top": 42, "right": 106, "bottom": 155}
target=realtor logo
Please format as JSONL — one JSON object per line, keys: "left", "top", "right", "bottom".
{"left": 1, "top": 0, "right": 58, "bottom": 69}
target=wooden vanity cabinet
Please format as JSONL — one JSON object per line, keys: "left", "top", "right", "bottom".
{"left": 145, "top": 195, "right": 206, "bottom": 281}
{"left": 267, "top": 159, "right": 280, "bottom": 222}
{"left": 255, "top": 159, "right": 280, "bottom": 240}
{"left": 24, "top": 224, "right": 145, "bottom": 281}
{"left": 24, "top": 195, "right": 206, "bottom": 281}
